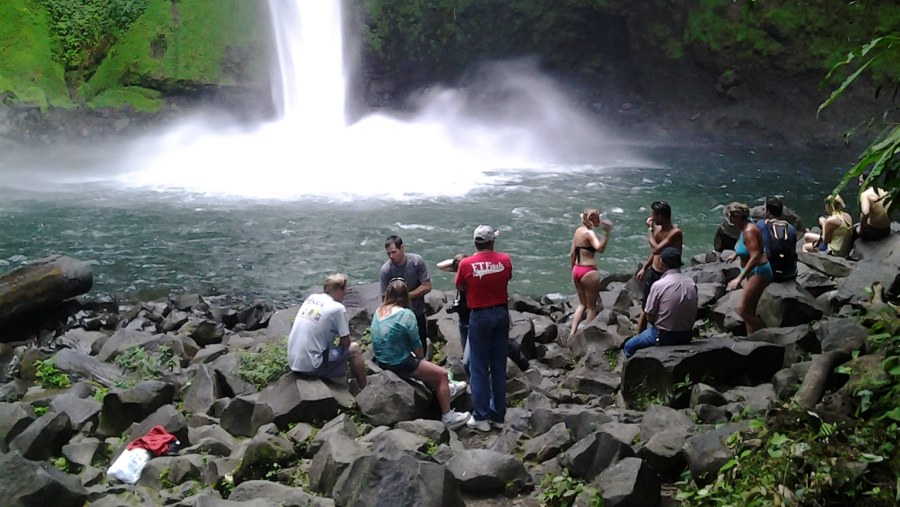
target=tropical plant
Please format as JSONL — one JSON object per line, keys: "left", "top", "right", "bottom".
{"left": 34, "top": 359, "right": 71, "bottom": 389}
{"left": 820, "top": 35, "right": 900, "bottom": 208}
{"left": 234, "top": 339, "right": 290, "bottom": 389}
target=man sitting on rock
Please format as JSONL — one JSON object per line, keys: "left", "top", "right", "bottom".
{"left": 287, "top": 273, "right": 367, "bottom": 388}
{"left": 623, "top": 248, "right": 698, "bottom": 358}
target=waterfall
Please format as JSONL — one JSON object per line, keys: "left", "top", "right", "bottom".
{"left": 108, "top": 0, "right": 639, "bottom": 200}
{"left": 267, "top": 0, "right": 346, "bottom": 128}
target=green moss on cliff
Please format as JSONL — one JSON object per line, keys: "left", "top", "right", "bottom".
{"left": 87, "top": 86, "right": 161, "bottom": 112}
{"left": 0, "top": 0, "right": 71, "bottom": 110}
{"left": 81, "top": 0, "right": 267, "bottom": 102}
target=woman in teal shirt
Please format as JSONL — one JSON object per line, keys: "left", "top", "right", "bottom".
{"left": 371, "top": 278, "right": 471, "bottom": 429}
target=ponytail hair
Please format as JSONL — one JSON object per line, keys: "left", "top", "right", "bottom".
{"left": 581, "top": 208, "right": 600, "bottom": 227}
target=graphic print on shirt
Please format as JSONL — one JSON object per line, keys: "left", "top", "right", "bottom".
{"left": 297, "top": 299, "right": 323, "bottom": 322}
{"left": 472, "top": 261, "right": 506, "bottom": 279}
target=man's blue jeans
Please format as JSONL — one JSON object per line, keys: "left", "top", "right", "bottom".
{"left": 624, "top": 326, "right": 658, "bottom": 358}
{"left": 467, "top": 307, "right": 509, "bottom": 423}
{"left": 624, "top": 327, "right": 692, "bottom": 358}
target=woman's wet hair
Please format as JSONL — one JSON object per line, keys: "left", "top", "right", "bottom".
{"left": 651, "top": 201, "right": 671, "bottom": 220}
{"left": 724, "top": 202, "right": 750, "bottom": 219}
{"left": 581, "top": 208, "right": 600, "bottom": 227}
{"left": 825, "top": 194, "right": 845, "bottom": 213}
{"left": 384, "top": 278, "right": 410, "bottom": 308}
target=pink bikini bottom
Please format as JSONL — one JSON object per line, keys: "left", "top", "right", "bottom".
{"left": 572, "top": 264, "right": 597, "bottom": 282}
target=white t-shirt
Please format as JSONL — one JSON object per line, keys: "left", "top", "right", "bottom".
{"left": 287, "top": 293, "right": 350, "bottom": 372}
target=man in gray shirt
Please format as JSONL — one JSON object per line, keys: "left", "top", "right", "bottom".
{"left": 380, "top": 235, "right": 432, "bottom": 343}
{"left": 624, "top": 247, "right": 698, "bottom": 358}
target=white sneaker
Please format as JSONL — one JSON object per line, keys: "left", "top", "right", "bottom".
{"left": 448, "top": 380, "right": 468, "bottom": 399}
{"left": 442, "top": 410, "right": 470, "bottom": 430}
{"left": 491, "top": 420, "right": 504, "bottom": 430}
{"left": 466, "top": 417, "right": 491, "bottom": 432}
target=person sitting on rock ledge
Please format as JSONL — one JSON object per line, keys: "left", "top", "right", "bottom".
{"left": 623, "top": 247, "right": 697, "bottom": 358}
{"left": 855, "top": 173, "right": 892, "bottom": 243}
{"left": 371, "top": 278, "right": 471, "bottom": 430}
{"left": 287, "top": 273, "right": 368, "bottom": 389}
{"left": 801, "top": 194, "right": 853, "bottom": 257}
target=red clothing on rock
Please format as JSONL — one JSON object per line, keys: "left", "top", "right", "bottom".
{"left": 455, "top": 250, "right": 512, "bottom": 309}
{"left": 126, "top": 425, "right": 178, "bottom": 456}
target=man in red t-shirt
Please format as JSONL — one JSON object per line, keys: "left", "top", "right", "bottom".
{"left": 455, "top": 224, "right": 512, "bottom": 432}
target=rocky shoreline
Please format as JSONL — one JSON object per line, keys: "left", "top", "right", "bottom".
{"left": 0, "top": 231, "right": 898, "bottom": 506}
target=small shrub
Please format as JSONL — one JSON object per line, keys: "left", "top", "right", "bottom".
{"left": 116, "top": 345, "right": 176, "bottom": 387}
{"left": 234, "top": 340, "right": 289, "bottom": 390}
{"left": 536, "top": 471, "right": 601, "bottom": 507}
{"left": 34, "top": 359, "right": 71, "bottom": 389}
{"left": 51, "top": 456, "right": 68, "bottom": 472}
{"left": 33, "top": 405, "right": 49, "bottom": 416}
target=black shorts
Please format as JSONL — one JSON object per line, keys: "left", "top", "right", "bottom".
{"left": 860, "top": 222, "right": 891, "bottom": 242}
{"left": 642, "top": 266, "right": 664, "bottom": 306}
{"left": 379, "top": 355, "right": 420, "bottom": 377}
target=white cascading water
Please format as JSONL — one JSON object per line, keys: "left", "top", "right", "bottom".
{"left": 113, "top": 0, "right": 635, "bottom": 200}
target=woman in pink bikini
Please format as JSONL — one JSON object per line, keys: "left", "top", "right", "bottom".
{"left": 568, "top": 207, "right": 611, "bottom": 336}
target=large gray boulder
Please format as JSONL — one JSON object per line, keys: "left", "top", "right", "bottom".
{"left": 757, "top": 282, "right": 823, "bottom": 328}
{"left": 797, "top": 251, "right": 854, "bottom": 278}
{"left": 0, "top": 402, "right": 35, "bottom": 452}
{"left": 622, "top": 338, "right": 784, "bottom": 409}
{"left": 309, "top": 433, "right": 370, "bottom": 496}
{"left": 597, "top": 457, "right": 661, "bottom": 507}
{"left": 332, "top": 453, "right": 465, "bottom": 507}
{"left": 522, "top": 422, "right": 573, "bottom": 462}
{"left": 743, "top": 324, "right": 820, "bottom": 366}
{"left": 48, "top": 392, "right": 101, "bottom": 430}
{"left": 232, "top": 429, "right": 296, "bottom": 484}
{"left": 558, "top": 424, "right": 636, "bottom": 481}
{"left": 684, "top": 421, "right": 749, "bottom": 483}
{"left": 815, "top": 317, "right": 870, "bottom": 353}
{"left": 710, "top": 290, "right": 745, "bottom": 334}
{"left": 251, "top": 374, "right": 341, "bottom": 431}
{"left": 51, "top": 348, "right": 126, "bottom": 388}
{"left": 97, "top": 380, "right": 175, "bottom": 437}
{"left": 637, "top": 426, "right": 691, "bottom": 479}
{"left": 9, "top": 412, "right": 73, "bottom": 461}
{"left": 0, "top": 450, "right": 87, "bottom": 507}
{"left": 357, "top": 371, "right": 431, "bottom": 426}
{"left": 530, "top": 406, "right": 612, "bottom": 440}
{"left": 445, "top": 449, "right": 532, "bottom": 494}
{"left": 0, "top": 255, "right": 92, "bottom": 331}
{"left": 230, "top": 480, "right": 335, "bottom": 506}
{"left": 838, "top": 259, "right": 900, "bottom": 302}
{"left": 182, "top": 364, "right": 220, "bottom": 416}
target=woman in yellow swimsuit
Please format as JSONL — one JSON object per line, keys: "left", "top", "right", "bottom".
{"left": 802, "top": 195, "right": 852, "bottom": 257}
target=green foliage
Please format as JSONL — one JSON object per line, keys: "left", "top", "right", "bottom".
{"left": 685, "top": 0, "right": 900, "bottom": 72}
{"left": 34, "top": 359, "right": 71, "bottom": 389}
{"left": 676, "top": 313, "right": 900, "bottom": 506}
{"left": 159, "top": 466, "right": 175, "bottom": 488}
{"left": 536, "top": 470, "right": 602, "bottom": 507}
{"left": 37, "top": 0, "right": 148, "bottom": 72}
{"left": 86, "top": 85, "right": 161, "bottom": 112}
{"left": 630, "top": 374, "right": 694, "bottom": 410}
{"left": 425, "top": 438, "right": 439, "bottom": 457}
{"left": 215, "top": 475, "right": 235, "bottom": 498}
{"left": 81, "top": 0, "right": 268, "bottom": 101}
{"left": 115, "top": 345, "right": 175, "bottom": 387}
{"left": 33, "top": 405, "right": 49, "bottom": 417}
{"left": 602, "top": 348, "right": 618, "bottom": 370}
{"left": 0, "top": 0, "right": 71, "bottom": 109}
{"left": 92, "top": 384, "right": 109, "bottom": 403}
{"left": 234, "top": 340, "right": 290, "bottom": 390}
{"left": 51, "top": 456, "right": 68, "bottom": 472}
{"left": 820, "top": 35, "right": 900, "bottom": 209}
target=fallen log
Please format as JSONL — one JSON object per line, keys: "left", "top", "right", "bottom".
{"left": 792, "top": 335, "right": 867, "bottom": 410}
{"left": 0, "top": 256, "right": 92, "bottom": 327}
